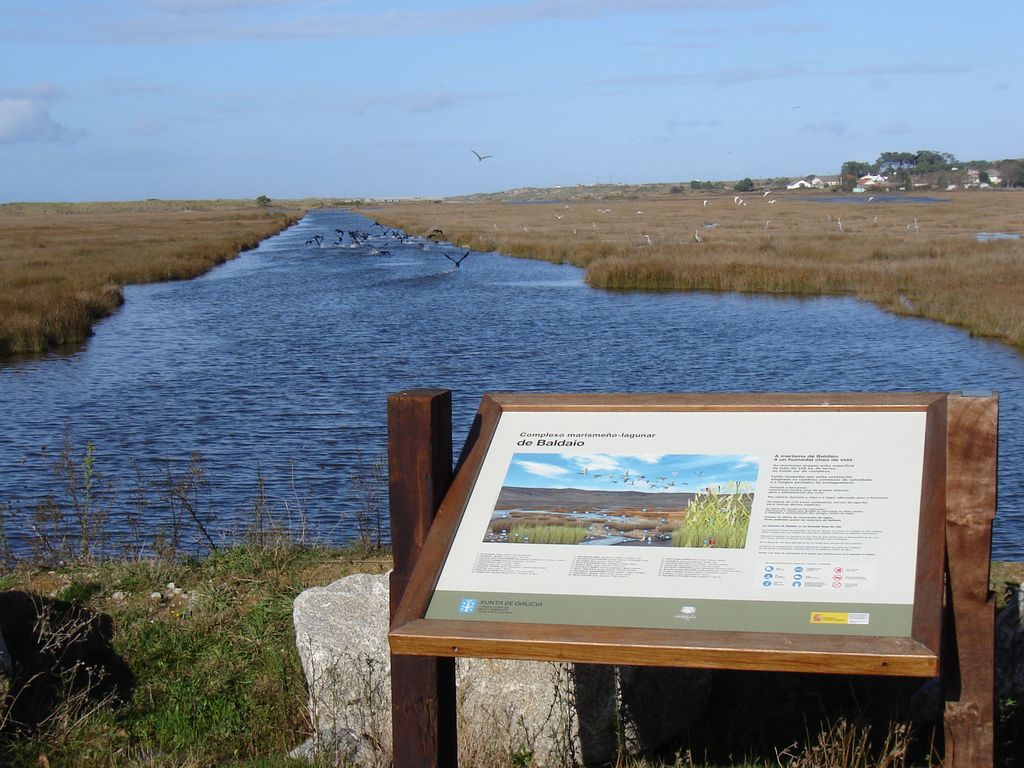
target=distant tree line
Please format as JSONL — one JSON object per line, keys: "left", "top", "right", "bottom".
{"left": 839, "top": 150, "right": 1024, "bottom": 190}
{"left": 690, "top": 180, "right": 725, "bottom": 191}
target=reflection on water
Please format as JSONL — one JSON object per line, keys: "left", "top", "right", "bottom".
{"left": 977, "top": 232, "right": 1021, "bottom": 242}
{"left": 2, "top": 209, "right": 1022, "bottom": 559}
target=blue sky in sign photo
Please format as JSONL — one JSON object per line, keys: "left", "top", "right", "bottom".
{"left": 503, "top": 452, "right": 760, "bottom": 493}
{"left": 1, "top": 0, "right": 1020, "bottom": 202}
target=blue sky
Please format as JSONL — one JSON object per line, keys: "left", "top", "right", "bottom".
{"left": 502, "top": 452, "right": 760, "bottom": 493}
{"left": 2, "top": 1, "right": 1020, "bottom": 202}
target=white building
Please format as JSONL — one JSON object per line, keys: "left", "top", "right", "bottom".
{"left": 786, "top": 176, "right": 826, "bottom": 190}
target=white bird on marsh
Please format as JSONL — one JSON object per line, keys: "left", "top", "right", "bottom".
{"left": 703, "top": 200, "right": 709, "bottom": 207}
{"left": 641, "top": 233, "right": 652, "bottom": 245}
{"left": 694, "top": 230, "right": 703, "bottom": 243}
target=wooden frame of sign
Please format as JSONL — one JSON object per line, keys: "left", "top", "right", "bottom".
{"left": 387, "top": 389, "right": 997, "bottom": 768}
{"left": 391, "top": 391, "right": 950, "bottom": 674}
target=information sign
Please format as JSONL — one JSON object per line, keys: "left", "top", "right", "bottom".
{"left": 389, "top": 393, "right": 947, "bottom": 676}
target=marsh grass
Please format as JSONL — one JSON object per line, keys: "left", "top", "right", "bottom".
{"left": 508, "top": 523, "right": 588, "bottom": 545}
{"left": 774, "top": 719, "right": 914, "bottom": 768}
{"left": 0, "top": 429, "right": 368, "bottom": 569}
{"left": 673, "top": 484, "right": 753, "bottom": 549}
{"left": 367, "top": 190, "right": 1024, "bottom": 350}
{"left": 0, "top": 200, "right": 305, "bottom": 357}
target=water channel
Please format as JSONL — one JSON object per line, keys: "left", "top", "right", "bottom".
{"left": 2, "top": 209, "right": 1021, "bottom": 559}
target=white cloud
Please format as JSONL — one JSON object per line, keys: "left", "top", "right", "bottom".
{"left": 153, "top": 0, "right": 301, "bottom": 12}
{"left": 617, "top": 453, "right": 666, "bottom": 464}
{"left": 514, "top": 459, "right": 570, "bottom": 479}
{"left": 0, "top": 86, "right": 81, "bottom": 145}
{"left": 97, "top": 0, "right": 780, "bottom": 44}
{"left": 565, "top": 454, "right": 621, "bottom": 472}
{"left": 403, "top": 89, "right": 455, "bottom": 114}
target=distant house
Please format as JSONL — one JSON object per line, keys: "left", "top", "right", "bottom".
{"left": 858, "top": 174, "right": 889, "bottom": 188}
{"left": 786, "top": 176, "right": 827, "bottom": 190}
{"left": 963, "top": 168, "right": 1002, "bottom": 188}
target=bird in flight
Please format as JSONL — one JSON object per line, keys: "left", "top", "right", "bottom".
{"left": 471, "top": 150, "right": 493, "bottom": 162}
{"left": 444, "top": 250, "right": 472, "bottom": 268}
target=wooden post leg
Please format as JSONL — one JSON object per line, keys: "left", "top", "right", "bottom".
{"left": 388, "top": 389, "right": 458, "bottom": 768}
{"left": 944, "top": 393, "right": 998, "bottom": 768}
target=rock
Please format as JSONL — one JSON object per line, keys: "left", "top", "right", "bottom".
{"left": 292, "top": 572, "right": 707, "bottom": 767}
{"left": 293, "top": 572, "right": 578, "bottom": 766}
{"left": 288, "top": 724, "right": 371, "bottom": 766}
{"left": 292, "top": 572, "right": 393, "bottom": 763}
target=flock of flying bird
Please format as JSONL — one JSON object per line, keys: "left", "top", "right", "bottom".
{"left": 579, "top": 466, "right": 690, "bottom": 491}
{"left": 303, "top": 221, "right": 474, "bottom": 267}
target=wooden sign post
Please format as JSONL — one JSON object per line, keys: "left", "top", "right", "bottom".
{"left": 387, "top": 389, "right": 457, "bottom": 768}
{"left": 943, "top": 393, "right": 998, "bottom": 767}
{"left": 387, "top": 391, "right": 998, "bottom": 768}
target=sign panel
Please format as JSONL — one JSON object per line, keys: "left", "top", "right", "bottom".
{"left": 389, "top": 393, "right": 946, "bottom": 676}
{"left": 426, "top": 409, "right": 925, "bottom": 636}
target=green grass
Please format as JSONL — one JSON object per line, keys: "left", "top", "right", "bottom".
{"left": 508, "top": 523, "right": 588, "bottom": 545}
{"left": 673, "top": 483, "right": 753, "bottom": 548}
{"left": 0, "top": 543, "right": 390, "bottom": 768}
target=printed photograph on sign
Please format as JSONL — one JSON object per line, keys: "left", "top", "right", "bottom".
{"left": 484, "top": 452, "right": 759, "bottom": 548}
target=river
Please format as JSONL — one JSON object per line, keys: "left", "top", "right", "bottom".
{"left": 1, "top": 209, "right": 1021, "bottom": 559}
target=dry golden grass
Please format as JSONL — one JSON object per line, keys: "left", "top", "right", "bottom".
{"left": 366, "top": 190, "right": 1024, "bottom": 351}
{"left": 0, "top": 200, "right": 304, "bottom": 357}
